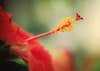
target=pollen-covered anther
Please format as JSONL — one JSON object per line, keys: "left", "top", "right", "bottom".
{"left": 51, "top": 19, "right": 74, "bottom": 33}
{"left": 61, "top": 21, "right": 72, "bottom": 32}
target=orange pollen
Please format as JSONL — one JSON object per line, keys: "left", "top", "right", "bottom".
{"left": 66, "top": 21, "right": 71, "bottom": 27}
{"left": 60, "top": 21, "right": 71, "bottom": 30}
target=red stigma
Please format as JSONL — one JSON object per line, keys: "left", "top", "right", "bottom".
{"left": 75, "top": 13, "right": 83, "bottom": 21}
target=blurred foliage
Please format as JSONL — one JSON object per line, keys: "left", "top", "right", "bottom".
{"left": 0, "top": 60, "right": 28, "bottom": 71}
{"left": 74, "top": 48, "right": 86, "bottom": 70}
{"left": 8, "top": 58, "right": 27, "bottom": 67}
{"left": 0, "top": 40, "right": 28, "bottom": 71}
{"left": 91, "top": 59, "right": 100, "bottom": 71}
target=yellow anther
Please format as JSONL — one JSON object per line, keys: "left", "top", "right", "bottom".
{"left": 51, "top": 17, "right": 76, "bottom": 33}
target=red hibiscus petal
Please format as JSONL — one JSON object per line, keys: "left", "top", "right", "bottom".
{"left": 27, "top": 41, "right": 54, "bottom": 71}
{"left": 0, "top": 7, "right": 54, "bottom": 71}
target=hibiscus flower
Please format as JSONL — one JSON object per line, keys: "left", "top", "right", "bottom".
{"left": 0, "top": 6, "right": 83, "bottom": 71}
{"left": 0, "top": 6, "right": 54, "bottom": 71}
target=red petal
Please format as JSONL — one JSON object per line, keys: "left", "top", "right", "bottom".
{"left": 0, "top": 7, "right": 33, "bottom": 45}
{"left": 28, "top": 41, "right": 54, "bottom": 71}
{"left": 0, "top": 8, "right": 54, "bottom": 71}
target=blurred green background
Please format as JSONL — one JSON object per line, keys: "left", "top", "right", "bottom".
{"left": 6, "top": 0, "right": 100, "bottom": 71}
